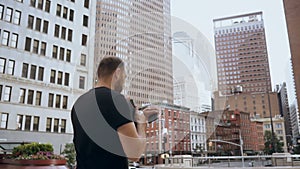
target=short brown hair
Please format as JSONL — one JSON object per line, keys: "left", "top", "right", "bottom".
{"left": 97, "top": 56, "right": 124, "bottom": 79}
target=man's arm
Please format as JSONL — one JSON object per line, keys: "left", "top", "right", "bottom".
{"left": 118, "top": 107, "right": 158, "bottom": 162}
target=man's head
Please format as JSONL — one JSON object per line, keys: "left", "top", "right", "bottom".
{"left": 97, "top": 56, "right": 125, "bottom": 93}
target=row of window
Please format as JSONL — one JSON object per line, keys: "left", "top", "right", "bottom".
{"left": 0, "top": 4, "right": 21, "bottom": 25}
{"left": 56, "top": 4, "right": 74, "bottom": 21}
{"left": 52, "top": 45, "right": 72, "bottom": 62}
{"left": 30, "top": 0, "right": 51, "bottom": 13}
{"left": 0, "top": 29, "right": 18, "bottom": 48}
{"left": 0, "top": 59, "right": 86, "bottom": 89}
{"left": 50, "top": 69, "right": 70, "bottom": 86}
{"left": 0, "top": 84, "right": 69, "bottom": 109}
{"left": 21, "top": 63, "right": 44, "bottom": 81}
{"left": 215, "top": 24, "right": 264, "bottom": 34}
{"left": 28, "top": 15, "right": 49, "bottom": 34}
{"left": 54, "top": 24, "right": 73, "bottom": 41}
{"left": 48, "top": 93, "right": 68, "bottom": 109}
{"left": 19, "top": 88, "right": 42, "bottom": 106}
{"left": 25, "top": 37, "right": 46, "bottom": 55}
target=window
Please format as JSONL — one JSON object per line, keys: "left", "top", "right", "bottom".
{"left": 4, "top": 86, "right": 12, "bottom": 101}
{"left": 61, "top": 119, "right": 66, "bottom": 133}
{"left": 22, "top": 63, "right": 29, "bottom": 78}
{"left": 276, "top": 123, "right": 282, "bottom": 128}
{"left": 25, "top": 37, "right": 31, "bottom": 51}
{"left": 50, "top": 69, "right": 56, "bottom": 83}
{"left": 62, "top": 96, "right": 68, "bottom": 109}
{"left": 10, "top": 33, "right": 18, "bottom": 48}
{"left": 0, "top": 85, "right": 2, "bottom": 100}
{"left": 28, "top": 15, "right": 34, "bottom": 29}
{"left": 80, "top": 54, "right": 86, "bottom": 66}
{"left": 0, "top": 5, "right": 4, "bottom": 19}
{"left": 7, "top": 60, "right": 15, "bottom": 75}
{"left": 43, "top": 20, "right": 49, "bottom": 33}
{"left": 54, "top": 24, "right": 59, "bottom": 37}
{"left": 27, "top": 89, "right": 34, "bottom": 104}
{"left": 84, "top": 0, "right": 89, "bottom": 8}
{"left": 56, "top": 4, "right": 62, "bottom": 16}
{"left": 33, "top": 39, "right": 39, "bottom": 54}
{"left": 59, "top": 47, "right": 65, "bottom": 60}
{"left": 52, "top": 45, "right": 58, "bottom": 58}
{"left": 82, "top": 34, "right": 87, "bottom": 46}
{"left": 55, "top": 94, "right": 61, "bottom": 108}
{"left": 38, "top": 66, "right": 44, "bottom": 81}
{"left": 0, "top": 58, "right": 5, "bottom": 73}
{"left": 64, "top": 73, "right": 69, "bottom": 86}
{"left": 46, "top": 118, "right": 52, "bottom": 132}
{"left": 30, "top": 0, "right": 36, "bottom": 7}
{"left": 67, "top": 29, "right": 72, "bottom": 41}
{"left": 33, "top": 116, "right": 39, "bottom": 131}
{"left": 0, "top": 113, "right": 8, "bottom": 129}
{"left": 45, "top": 0, "right": 51, "bottom": 12}
{"left": 66, "top": 49, "right": 71, "bottom": 62}
{"left": 2, "top": 31, "right": 9, "bottom": 46}
{"left": 36, "top": 91, "right": 42, "bottom": 106}
{"left": 40, "top": 42, "right": 46, "bottom": 56}
{"left": 37, "top": 0, "right": 43, "bottom": 9}
{"left": 13, "top": 10, "right": 21, "bottom": 25}
{"left": 17, "top": 114, "right": 23, "bottom": 130}
{"left": 57, "top": 71, "right": 63, "bottom": 85}
{"left": 61, "top": 27, "right": 66, "bottom": 39}
{"left": 24, "top": 116, "right": 31, "bottom": 130}
{"left": 48, "top": 93, "right": 54, "bottom": 107}
{"left": 83, "top": 15, "right": 88, "bottom": 27}
{"left": 79, "top": 76, "right": 85, "bottom": 89}
{"left": 69, "top": 9, "right": 74, "bottom": 21}
{"left": 54, "top": 118, "right": 59, "bottom": 132}
{"left": 19, "top": 88, "right": 26, "bottom": 103}
{"left": 63, "top": 7, "right": 68, "bottom": 19}
{"left": 30, "top": 65, "right": 37, "bottom": 80}
{"left": 5, "top": 7, "right": 13, "bottom": 22}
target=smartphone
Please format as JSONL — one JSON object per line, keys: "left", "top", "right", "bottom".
{"left": 129, "top": 99, "right": 158, "bottom": 123}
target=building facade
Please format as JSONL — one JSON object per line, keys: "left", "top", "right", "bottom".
{"left": 190, "top": 111, "right": 207, "bottom": 155}
{"left": 213, "top": 12, "right": 272, "bottom": 95}
{"left": 95, "top": 0, "right": 173, "bottom": 106}
{"left": 283, "top": 0, "right": 300, "bottom": 143}
{"left": 253, "top": 116, "right": 288, "bottom": 152}
{"left": 214, "top": 91, "right": 281, "bottom": 118}
{"left": 144, "top": 103, "right": 190, "bottom": 165}
{"left": 209, "top": 110, "right": 264, "bottom": 155}
{"left": 0, "top": 0, "right": 96, "bottom": 153}
{"left": 276, "top": 82, "right": 293, "bottom": 147}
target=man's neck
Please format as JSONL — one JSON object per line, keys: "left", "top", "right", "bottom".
{"left": 95, "top": 81, "right": 112, "bottom": 89}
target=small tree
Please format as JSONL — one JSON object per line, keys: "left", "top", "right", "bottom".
{"left": 264, "top": 130, "right": 284, "bottom": 154}
{"left": 62, "top": 143, "right": 76, "bottom": 168}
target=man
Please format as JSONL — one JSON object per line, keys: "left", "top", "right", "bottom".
{"left": 71, "top": 56, "right": 158, "bottom": 169}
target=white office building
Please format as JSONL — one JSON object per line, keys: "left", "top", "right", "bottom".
{"left": 0, "top": 0, "right": 95, "bottom": 153}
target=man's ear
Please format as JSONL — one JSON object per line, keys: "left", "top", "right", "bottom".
{"left": 114, "top": 68, "right": 121, "bottom": 79}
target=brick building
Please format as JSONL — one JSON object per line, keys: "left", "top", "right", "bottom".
{"left": 214, "top": 91, "right": 281, "bottom": 118}
{"left": 143, "top": 103, "right": 190, "bottom": 165}
{"left": 213, "top": 12, "right": 272, "bottom": 95}
{"left": 208, "top": 110, "right": 264, "bottom": 155}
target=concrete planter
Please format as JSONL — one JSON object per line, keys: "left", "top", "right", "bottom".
{"left": 0, "top": 159, "right": 67, "bottom": 169}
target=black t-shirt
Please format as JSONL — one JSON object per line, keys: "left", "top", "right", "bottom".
{"left": 71, "top": 87, "right": 134, "bottom": 169}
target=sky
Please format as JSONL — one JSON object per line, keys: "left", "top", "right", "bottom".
{"left": 170, "top": 0, "right": 291, "bottom": 89}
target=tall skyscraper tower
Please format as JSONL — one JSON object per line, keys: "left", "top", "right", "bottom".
{"left": 284, "top": 0, "right": 300, "bottom": 141}
{"left": 213, "top": 12, "right": 272, "bottom": 95}
{"left": 0, "top": 0, "right": 95, "bottom": 153}
{"left": 95, "top": 0, "right": 173, "bottom": 106}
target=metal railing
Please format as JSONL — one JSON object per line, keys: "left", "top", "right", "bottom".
{"left": 161, "top": 154, "right": 300, "bottom": 168}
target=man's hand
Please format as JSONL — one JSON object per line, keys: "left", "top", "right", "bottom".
{"left": 135, "top": 106, "right": 159, "bottom": 123}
